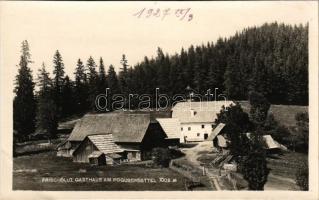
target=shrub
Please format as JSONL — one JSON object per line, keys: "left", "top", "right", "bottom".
{"left": 240, "top": 151, "right": 269, "bottom": 190}
{"left": 268, "top": 125, "right": 291, "bottom": 145}
{"left": 151, "top": 147, "right": 171, "bottom": 167}
{"left": 169, "top": 148, "right": 184, "bottom": 159}
{"left": 295, "top": 112, "right": 309, "bottom": 152}
{"left": 295, "top": 161, "right": 308, "bottom": 190}
{"left": 263, "top": 113, "right": 291, "bottom": 146}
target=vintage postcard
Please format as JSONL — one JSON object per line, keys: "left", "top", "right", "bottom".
{"left": 0, "top": 1, "right": 318, "bottom": 200}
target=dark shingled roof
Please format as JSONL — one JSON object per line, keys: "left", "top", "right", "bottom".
{"left": 68, "top": 113, "right": 152, "bottom": 143}
{"left": 87, "top": 134, "right": 123, "bottom": 154}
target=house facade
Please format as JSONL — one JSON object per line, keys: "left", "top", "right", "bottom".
{"left": 172, "top": 101, "right": 234, "bottom": 143}
{"left": 180, "top": 122, "right": 214, "bottom": 142}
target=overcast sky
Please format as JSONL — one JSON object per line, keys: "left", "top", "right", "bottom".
{"left": 0, "top": 1, "right": 316, "bottom": 80}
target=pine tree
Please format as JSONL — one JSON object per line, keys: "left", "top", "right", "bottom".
{"left": 13, "top": 40, "right": 36, "bottom": 141}
{"left": 61, "top": 75, "right": 75, "bottom": 117}
{"left": 107, "top": 65, "right": 120, "bottom": 110}
{"left": 184, "top": 45, "right": 195, "bottom": 88}
{"left": 35, "top": 64, "right": 58, "bottom": 140}
{"left": 212, "top": 38, "right": 227, "bottom": 92}
{"left": 193, "top": 47, "right": 204, "bottom": 93}
{"left": 168, "top": 54, "right": 183, "bottom": 95}
{"left": 119, "top": 54, "right": 129, "bottom": 96}
{"left": 155, "top": 48, "right": 170, "bottom": 93}
{"left": 52, "top": 50, "right": 65, "bottom": 117}
{"left": 107, "top": 65, "right": 120, "bottom": 94}
{"left": 86, "top": 56, "right": 99, "bottom": 111}
{"left": 74, "top": 59, "right": 89, "bottom": 113}
{"left": 98, "top": 57, "right": 107, "bottom": 93}
{"left": 223, "top": 55, "right": 242, "bottom": 99}
{"left": 37, "top": 63, "right": 51, "bottom": 95}
{"left": 87, "top": 56, "right": 98, "bottom": 82}
{"left": 20, "top": 40, "right": 32, "bottom": 63}
{"left": 206, "top": 63, "right": 219, "bottom": 92}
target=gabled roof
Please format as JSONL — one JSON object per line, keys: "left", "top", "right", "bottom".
{"left": 262, "top": 135, "right": 281, "bottom": 149}
{"left": 217, "top": 135, "right": 228, "bottom": 147}
{"left": 156, "top": 118, "right": 181, "bottom": 139}
{"left": 245, "top": 133, "right": 287, "bottom": 150}
{"left": 68, "top": 113, "right": 151, "bottom": 142}
{"left": 209, "top": 123, "right": 226, "bottom": 140}
{"left": 172, "top": 101, "right": 234, "bottom": 123}
{"left": 88, "top": 134, "right": 123, "bottom": 154}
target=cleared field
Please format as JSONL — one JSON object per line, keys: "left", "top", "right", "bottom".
{"left": 13, "top": 151, "right": 189, "bottom": 191}
{"left": 238, "top": 101, "right": 308, "bottom": 129}
{"left": 265, "top": 151, "right": 307, "bottom": 190}
{"left": 267, "top": 152, "right": 307, "bottom": 179}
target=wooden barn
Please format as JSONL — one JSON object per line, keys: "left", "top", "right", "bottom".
{"left": 56, "top": 140, "right": 73, "bottom": 157}
{"left": 72, "top": 134, "right": 124, "bottom": 165}
{"left": 66, "top": 113, "right": 169, "bottom": 163}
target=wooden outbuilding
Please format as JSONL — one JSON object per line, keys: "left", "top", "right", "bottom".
{"left": 56, "top": 140, "right": 73, "bottom": 157}
{"left": 72, "top": 134, "right": 124, "bottom": 165}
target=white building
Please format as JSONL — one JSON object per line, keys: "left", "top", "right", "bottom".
{"left": 172, "top": 101, "right": 234, "bottom": 143}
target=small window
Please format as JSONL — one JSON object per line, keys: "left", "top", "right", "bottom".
{"left": 197, "top": 133, "right": 200, "bottom": 137}
{"left": 211, "top": 124, "right": 214, "bottom": 128}
{"left": 202, "top": 125, "right": 205, "bottom": 129}
{"left": 188, "top": 127, "right": 191, "bottom": 131}
{"left": 181, "top": 127, "right": 183, "bottom": 131}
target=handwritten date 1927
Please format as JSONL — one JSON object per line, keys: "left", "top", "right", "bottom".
{"left": 133, "top": 7, "right": 193, "bottom": 22}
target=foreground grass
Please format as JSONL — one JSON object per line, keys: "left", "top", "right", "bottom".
{"left": 13, "top": 151, "right": 189, "bottom": 191}
{"left": 238, "top": 101, "right": 308, "bottom": 130}
{"left": 267, "top": 151, "right": 307, "bottom": 179}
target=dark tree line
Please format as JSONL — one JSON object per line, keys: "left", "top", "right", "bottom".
{"left": 129, "top": 22, "right": 308, "bottom": 105}
{"left": 13, "top": 22, "right": 308, "bottom": 141}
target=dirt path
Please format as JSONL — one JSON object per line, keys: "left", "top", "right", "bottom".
{"left": 180, "top": 141, "right": 213, "bottom": 167}
{"left": 180, "top": 141, "right": 223, "bottom": 190}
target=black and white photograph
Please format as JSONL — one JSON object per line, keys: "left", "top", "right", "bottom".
{"left": 0, "top": 1, "right": 318, "bottom": 199}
